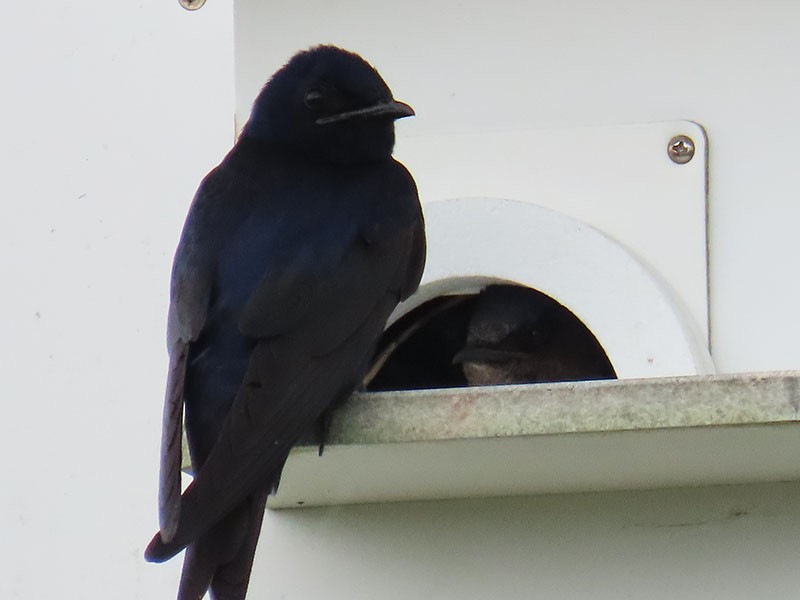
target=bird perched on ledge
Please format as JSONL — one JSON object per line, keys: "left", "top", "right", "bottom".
{"left": 144, "top": 45, "right": 425, "bottom": 600}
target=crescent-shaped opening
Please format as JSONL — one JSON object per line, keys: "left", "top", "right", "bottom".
{"left": 365, "top": 197, "right": 713, "bottom": 390}
{"left": 366, "top": 282, "right": 617, "bottom": 391}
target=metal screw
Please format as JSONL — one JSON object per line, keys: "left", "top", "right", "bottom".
{"left": 179, "top": 0, "right": 206, "bottom": 10}
{"left": 668, "top": 135, "right": 695, "bottom": 164}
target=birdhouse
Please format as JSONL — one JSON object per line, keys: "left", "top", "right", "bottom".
{"left": 222, "top": 6, "right": 800, "bottom": 501}
{"left": 181, "top": 2, "right": 800, "bottom": 598}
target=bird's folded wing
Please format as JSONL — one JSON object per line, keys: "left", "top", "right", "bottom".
{"left": 148, "top": 217, "right": 422, "bottom": 560}
{"left": 158, "top": 220, "right": 214, "bottom": 541}
{"left": 158, "top": 341, "right": 188, "bottom": 542}
{"left": 238, "top": 220, "right": 419, "bottom": 355}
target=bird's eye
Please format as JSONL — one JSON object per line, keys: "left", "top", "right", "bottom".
{"left": 304, "top": 88, "right": 326, "bottom": 111}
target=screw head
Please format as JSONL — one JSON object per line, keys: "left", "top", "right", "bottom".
{"left": 668, "top": 135, "right": 695, "bottom": 164}
{"left": 179, "top": 0, "right": 206, "bottom": 10}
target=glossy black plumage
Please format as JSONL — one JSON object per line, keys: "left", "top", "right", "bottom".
{"left": 144, "top": 45, "right": 425, "bottom": 600}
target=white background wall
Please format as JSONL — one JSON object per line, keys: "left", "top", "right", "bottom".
{"left": 1, "top": 1, "right": 233, "bottom": 597}
{"left": 250, "top": 481, "right": 800, "bottom": 600}
{"left": 5, "top": 1, "right": 800, "bottom": 599}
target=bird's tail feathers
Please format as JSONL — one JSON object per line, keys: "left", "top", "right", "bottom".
{"left": 176, "top": 490, "right": 268, "bottom": 600}
{"left": 177, "top": 543, "right": 215, "bottom": 600}
{"left": 209, "top": 490, "right": 268, "bottom": 600}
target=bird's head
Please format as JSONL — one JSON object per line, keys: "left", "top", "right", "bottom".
{"left": 452, "top": 285, "right": 617, "bottom": 386}
{"left": 242, "top": 45, "right": 414, "bottom": 165}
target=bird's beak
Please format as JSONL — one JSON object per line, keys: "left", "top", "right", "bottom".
{"left": 452, "top": 347, "right": 529, "bottom": 365}
{"left": 316, "top": 100, "right": 415, "bottom": 125}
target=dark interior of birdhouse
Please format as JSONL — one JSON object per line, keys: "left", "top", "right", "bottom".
{"left": 365, "top": 284, "right": 617, "bottom": 392}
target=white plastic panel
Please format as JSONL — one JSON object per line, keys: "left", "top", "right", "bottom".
{"left": 396, "top": 197, "right": 712, "bottom": 378}
{"left": 253, "top": 481, "right": 800, "bottom": 600}
{"left": 394, "top": 121, "right": 709, "bottom": 352}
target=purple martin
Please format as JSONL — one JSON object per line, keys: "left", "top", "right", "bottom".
{"left": 144, "top": 45, "right": 425, "bottom": 600}
{"left": 453, "top": 285, "right": 615, "bottom": 386}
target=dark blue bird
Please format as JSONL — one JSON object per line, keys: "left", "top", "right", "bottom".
{"left": 144, "top": 45, "right": 425, "bottom": 600}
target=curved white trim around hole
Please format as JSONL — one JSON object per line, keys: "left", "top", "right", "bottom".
{"left": 393, "top": 198, "right": 714, "bottom": 379}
